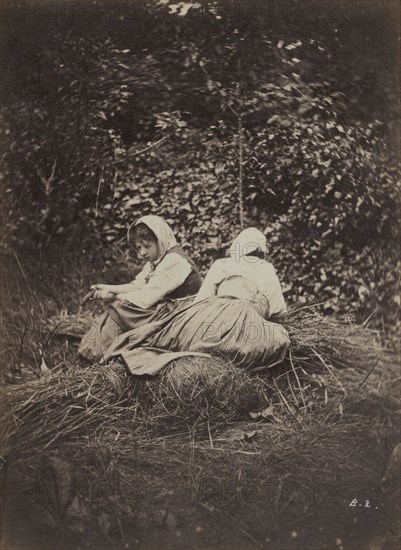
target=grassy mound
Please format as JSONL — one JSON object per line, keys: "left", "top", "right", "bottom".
{"left": 3, "top": 356, "right": 266, "bottom": 456}
{"left": 282, "top": 306, "right": 386, "bottom": 370}
{"left": 3, "top": 308, "right": 398, "bottom": 456}
{"left": 146, "top": 356, "right": 265, "bottom": 427}
{"left": 2, "top": 307, "right": 400, "bottom": 549}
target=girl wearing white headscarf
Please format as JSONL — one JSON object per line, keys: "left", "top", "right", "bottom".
{"left": 104, "top": 228, "right": 290, "bottom": 375}
{"left": 194, "top": 227, "right": 286, "bottom": 318}
{"left": 78, "top": 215, "right": 202, "bottom": 362}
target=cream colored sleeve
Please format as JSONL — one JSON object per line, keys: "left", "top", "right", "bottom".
{"left": 262, "top": 262, "right": 287, "bottom": 316}
{"left": 120, "top": 253, "right": 192, "bottom": 309}
{"left": 129, "top": 263, "right": 152, "bottom": 291}
{"left": 193, "top": 260, "right": 226, "bottom": 303}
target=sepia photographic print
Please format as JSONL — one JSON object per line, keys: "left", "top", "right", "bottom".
{"left": 0, "top": 1, "right": 400, "bottom": 549}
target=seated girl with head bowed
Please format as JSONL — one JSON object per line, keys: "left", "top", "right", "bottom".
{"left": 78, "top": 215, "right": 202, "bottom": 362}
{"left": 104, "top": 227, "right": 290, "bottom": 376}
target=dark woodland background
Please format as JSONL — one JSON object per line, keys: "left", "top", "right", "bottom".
{"left": 1, "top": 0, "right": 400, "bottom": 332}
{"left": 0, "top": 3, "right": 400, "bottom": 549}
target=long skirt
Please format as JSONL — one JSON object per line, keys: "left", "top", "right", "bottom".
{"left": 104, "top": 296, "right": 290, "bottom": 376}
{"left": 78, "top": 296, "right": 193, "bottom": 362}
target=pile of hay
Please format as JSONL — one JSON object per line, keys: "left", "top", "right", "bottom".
{"left": 2, "top": 308, "right": 399, "bottom": 547}
{"left": 144, "top": 356, "right": 265, "bottom": 429}
{"left": 2, "top": 362, "right": 137, "bottom": 456}
{"left": 3, "top": 308, "right": 398, "bottom": 460}
{"left": 3, "top": 357, "right": 265, "bottom": 457}
{"left": 282, "top": 306, "right": 386, "bottom": 371}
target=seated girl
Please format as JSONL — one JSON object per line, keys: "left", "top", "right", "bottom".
{"left": 194, "top": 227, "right": 287, "bottom": 318}
{"left": 103, "top": 228, "right": 290, "bottom": 375}
{"left": 78, "top": 215, "right": 202, "bottom": 362}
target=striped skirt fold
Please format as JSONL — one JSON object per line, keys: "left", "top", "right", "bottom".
{"left": 78, "top": 296, "right": 193, "bottom": 362}
{"left": 105, "top": 296, "right": 290, "bottom": 375}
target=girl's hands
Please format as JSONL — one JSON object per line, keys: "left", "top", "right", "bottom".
{"left": 95, "top": 289, "right": 115, "bottom": 301}
{"left": 93, "top": 288, "right": 116, "bottom": 300}
{"left": 90, "top": 285, "right": 116, "bottom": 301}
{"left": 90, "top": 284, "right": 109, "bottom": 291}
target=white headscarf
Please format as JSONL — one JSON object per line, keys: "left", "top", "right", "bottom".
{"left": 227, "top": 227, "right": 267, "bottom": 259}
{"left": 127, "top": 215, "right": 177, "bottom": 261}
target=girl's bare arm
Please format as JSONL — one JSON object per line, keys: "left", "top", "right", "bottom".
{"left": 91, "top": 283, "right": 138, "bottom": 294}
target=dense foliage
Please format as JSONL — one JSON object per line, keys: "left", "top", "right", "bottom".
{"left": 1, "top": 0, "right": 399, "bottom": 330}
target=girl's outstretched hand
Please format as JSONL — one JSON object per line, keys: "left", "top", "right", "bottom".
{"left": 90, "top": 285, "right": 115, "bottom": 300}
{"left": 90, "top": 284, "right": 109, "bottom": 291}
{"left": 93, "top": 288, "right": 115, "bottom": 301}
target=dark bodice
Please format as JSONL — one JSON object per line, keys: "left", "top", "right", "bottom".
{"left": 164, "top": 245, "right": 202, "bottom": 299}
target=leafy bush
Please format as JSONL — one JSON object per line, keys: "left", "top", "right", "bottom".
{"left": 1, "top": 1, "right": 399, "bottom": 332}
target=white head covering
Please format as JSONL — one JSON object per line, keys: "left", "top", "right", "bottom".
{"left": 227, "top": 227, "right": 267, "bottom": 259}
{"left": 127, "top": 215, "right": 177, "bottom": 261}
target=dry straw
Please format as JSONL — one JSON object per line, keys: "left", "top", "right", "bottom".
{"left": 2, "top": 307, "right": 399, "bottom": 544}
{"left": 2, "top": 307, "right": 398, "bottom": 460}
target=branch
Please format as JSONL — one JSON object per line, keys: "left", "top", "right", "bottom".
{"left": 110, "top": 133, "right": 172, "bottom": 167}
{"left": 95, "top": 162, "right": 106, "bottom": 218}
{"left": 237, "top": 68, "right": 245, "bottom": 230}
{"left": 37, "top": 158, "right": 57, "bottom": 189}
{"left": 191, "top": 43, "right": 239, "bottom": 117}
{"left": 37, "top": 159, "right": 57, "bottom": 228}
